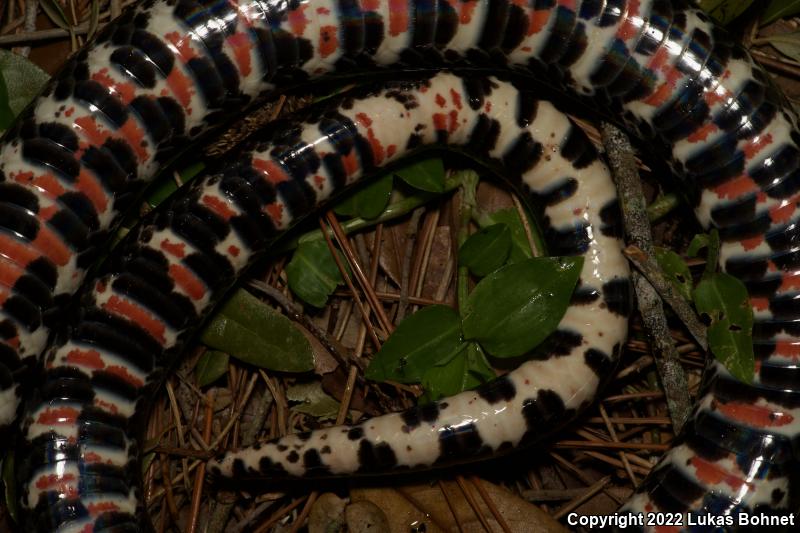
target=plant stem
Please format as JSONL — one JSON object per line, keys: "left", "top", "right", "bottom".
{"left": 457, "top": 170, "right": 480, "bottom": 318}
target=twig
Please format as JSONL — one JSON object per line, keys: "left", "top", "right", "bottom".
{"left": 470, "top": 478, "right": 513, "bottom": 533}
{"left": 187, "top": 390, "right": 214, "bottom": 533}
{"left": 455, "top": 476, "right": 496, "bottom": 533}
{"left": 552, "top": 476, "right": 611, "bottom": 520}
{"left": 601, "top": 122, "right": 691, "bottom": 432}
{"left": 555, "top": 440, "right": 669, "bottom": 451}
{"left": 623, "top": 245, "right": 708, "bottom": 351}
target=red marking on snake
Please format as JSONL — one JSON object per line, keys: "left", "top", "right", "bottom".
{"left": 319, "top": 26, "right": 338, "bottom": 58}
{"left": 91, "top": 68, "right": 136, "bottom": 105}
{"left": 228, "top": 245, "right": 240, "bottom": 257}
{"left": 529, "top": 10, "right": 550, "bottom": 35}
{"left": 75, "top": 116, "right": 111, "bottom": 148}
{"left": 317, "top": 6, "right": 332, "bottom": 14}
{"left": 449, "top": 110, "right": 459, "bottom": 133}
{"left": 356, "top": 113, "right": 384, "bottom": 164}
{"left": 690, "top": 455, "right": 749, "bottom": 491}
{"left": 94, "top": 397, "right": 119, "bottom": 415}
{"left": 165, "top": 68, "right": 195, "bottom": 110}
{"left": 714, "top": 175, "right": 758, "bottom": 199}
{"left": 0, "top": 262, "right": 23, "bottom": 293}
{"left": 314, "top": 174, "right": 325, "bottom": 189}
{"left": 362, "top": 0, "right": 379, "bottom": 10}
{"left": 616, "top": 0, "right": 640, "bottom": 41}
{"left": 165, "top": 32, "right": 200, "bottom": 61}
{"left": 106, "top": 365, "right": 145, "bottom": 388}
{"left": 103, "top": 295, "right": 166, "bottom": 345}
{"left": 387, "top": 144, "right": 397, "bottom": 158}
{"left": 77, "top": 170, "right": 109, "bottom": 214}
{"left": 687, "top": 122, "right": 718, "bottom": 143}
{"left": 169, "top": 263, "right": 206, "bottom": 300}
{"left": 83, "top": 451, "right": 103, "bottom": 463}
{"left": 0, "top": 289, "right": 8, "bottom": 305}
{"left": 202, "top": 194, "right": 236, "bottom": 220}
{"left": 739, "top": 235, "right": 763, "bottom": 251}
{"left": 119, "top": 116, "right": 149, "bottom": 161}
{"left": 779, "top": 272, "right": 800, "bottom": 291}
{"left": 64, "top": 107, "right": 74, "bottom": 117}
{"left": 252, "top": 158, "right": 290, "bottom": 184}
{"left": 435, "top": 94, "right": 447, "bottom": 108}
{"left": 65, "top": 348, "right": 105, "bottom": 370}
{"left": 342, "top": 151, "right": 359, "bottom": 175}
{"left": 450, "top": 89, "right": 463, "bottom": 110}
{"left": 13, "top": 170, "right": 66, "bottom": 199}
{"left": 433, "top": 113, "right": 447, "bottom": 131}
{"left": 161, "top": 239, "right": 186, "bottom": 258}
{"left": 266, "top": 203, "right": 284, "bottom": 224}
{"left": 39, "top": 205, "right": 58, "bottom": 222}
{"left": 716, "top": 400, "right": 794, "bottom": 427}
{"left": 33, "top": 226, "right": 70, "bottom": 266}
{"left": 36, "top": 473, "right": 77, "bottom": 491}
{"left": 775, "top": 340, "right": 800, "bottom": 359}
{"left": 227, "top": 33, "right": 253, "bottom": 77}
{"left": 742, "top": 134, "right": 773, "bottom": 160}
{"left": 356, "top": 113, "right": 373, "bottom": 127}
{"left": 769, "top": 195, "right": 800, "bottom": 224}
{"left": 37, "top": 406, "right": 79, "bottom": 425}
{"left": 0, "top": 234, "right": 40, "bottom": 267}
{"left": 288, "top": 4, "right": 309, "bottom": 35}
{"left": 88, "top": 502, "right": 120, "bottom": 516}
{"left": 389, "top": 0, "right": 409, "bottom": 36}
{"left": 750, "top": 297, "right": 769, "bottom": 312}
{"left": 484, "top": 101, "right": 492, "bottom": 113}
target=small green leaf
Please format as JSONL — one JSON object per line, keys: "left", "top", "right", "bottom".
{"left": 693, "top": 273, "right": 755, "bottom": 383}
{"left": 146, "top": 162, "right": 205, "bottom": 208}
{"left": 0, "top": 50, "right": 50, "bottom": 130}
{"left": 459, "top": 223, "right": 512, "bottom": 277}
{"left": 334, "top": 173, "right": 393, "bottom": 219}
{"left": 200, "top": 289, "right": 314, "bottom": 372}
{"left": 761, "top": 32, "right": 800, "bottom": 62}
{"left": 3, "top": 452, "right": 17, "bottom": 524}
{"left": 761, "top": 0, "right": 800, "bottom": 25}
{"left": 195, "top": 350, "right": 230, "bottom": 387}
{"left": 40, "top": 0, "right": 71, "bottom": 30}
{"left": 655, "top": 247, "right": 693, "bottom": 301}
{"left": 699, "top": 0, "right": 755, "bottom": 24}
{"left": 687, "top": 233, "right": 711, "bottom": 258}
{"left": 478, "top": 208, "right": 537, "bottom": 263}
{"left": 287, "top": 381, "right": 341, "bottom": 420}
{"left": 462, "top": 257, "right": 583, "bottom": 358}
{"left": 366, "top": 305, "right": 465, "bottom": 383}
{"left": 286, "top": 240, "right": 348, "bottom": 308}
{"left": 421, "top": 342, "right": 494, "bottom": 401}
{"left": 394, "top": 158, "right": 446, "bottom": 193}
{"left": 687, "top": 230, "right": 720, "bottom": 278}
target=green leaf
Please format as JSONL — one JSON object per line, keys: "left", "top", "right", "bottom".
{"left": 760, "top": 31, "right": 800, "bottom": 62}
{"left": 146, "top": 162, "right": 205, "bottom": 208}
{"left": 2, "top": 452, "right": 17, "bottom": 524}
{"left": 693, "top": 273, "right": 755, "bottom": 383}
{"left": 421, "top": 342, "right": 494, "bottom": 401}
{"left": 334, "top": 173, "right": 393, "bottom": 219}
{"left": 394, "top": 158, "right": 446, "bottom": 193}
{"left": 365, "top": 305, "right": 466, "bottom": 383}
{"left": 687, "top": 233, "right": 711, "bottom": 258}
{"left": 761, "top": 0, "right": 800, "bottom": 25}
{"left": 286, "top": 240, "right": 348, "bottom": 308}
{"left": 40, "top": 0, "right": 71, "bottom": 30}
{"left": 287, "top": 381, "right": 341, "bottom": 420}
{"left": 478, "top": 208, "right": 537, "bottom": 263}
{"left": 699, "top": 0, "right": 755, "bottom": 24}
{"left": 195, "top": 350, "right": 230, "bottom": 387}
{"left": 687, "top": 230, "right": 720, "bottom": 278}
{"left": 0, "top": 50, "right": 50, "bottom": 131}
{"left": 655, "top": 247, "right": 693, "bottom": 301}
{"left": 462, "top": 257, "right": 583, "bottom": 358}
{"left": 200, "top": 289, "right": 314, "bottom": 372}
{"left": 459, "top": 223, "right": 512, "bottom": 277}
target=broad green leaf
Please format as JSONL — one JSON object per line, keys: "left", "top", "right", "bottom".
{"left": 421, "top": 342, "right": 494, "bottom": 401}
{"left": 459, "top": 223, "right": 512, "bottom": 277}
{"left": 334, "top": 173, "right": 393, "bottom": 219}
{"left": 286, "top": 240, "right": 348, "bottom": 308}
{"left": 146, "top": 162, "right": 205, "bottom": 208}
{"left": 195, "top": 350, "right": 230, "bottom": 387}
{"left": 0, "top": 50, "right": 49, "bottom": 127}
{"left": 366, "top": 305, "right": 465, "bottom": 383}
{"left": 287, "top": 381, "right": 341, "bottom": 420}
{"left": 655, "top": 247, "right": 693, "bottom": 301}
{"left": 200, "top": 289, "right": 314, "bottom": 372}
{"left": 394, "top": 158, "right": 446, "bottom": 193}
{"left": 462, "top": 257, "right": 583, "bottom": 358}
{"left": 761, "top": 32, "right": 800, "bottom": 62}
{"left": 694, "top": 273, "right": 754, "bottom": 383}
{"left": 480, "top": 208, "right": 537, "bottom": 263}
{"left": 3, "top": 452, "right": 17, "bottom": 524}
{"left": 40, "top": 0, "right": 71, "bottom": 30}
{"left": 699, "top": 0, "right": 755, "bottom": 24}
{"left": 761, "top": 0, "right": 800, "bottom": 25}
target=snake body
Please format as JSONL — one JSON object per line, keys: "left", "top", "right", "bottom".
{"left": 0, "top": 0, "right": 798, "bottom": 531}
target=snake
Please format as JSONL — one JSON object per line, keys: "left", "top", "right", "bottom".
{"left": 0, "top": 0, "right": 798, "bottom": 531}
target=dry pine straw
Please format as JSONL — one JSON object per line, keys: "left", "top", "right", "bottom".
{"left": 2, "top": 5, "right": 797, "bottom": 532}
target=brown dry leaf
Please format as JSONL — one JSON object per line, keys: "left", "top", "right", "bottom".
{"left": 377, "top": 225, "right": 405, "bottom": 287}
{"left": 294, "top": 323, "right": 340, "bottom": 375}
{"left": 420, "top": 226, "right": 454, "bottom": 301}
{"left": 351, "top": 478, "right": 569, "bottom": 533}
{"left": 309, "top": 492, "right": 347, "bottom": 533}
{"left": 345, "top": 500, "right": 390, "bottom": 532}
